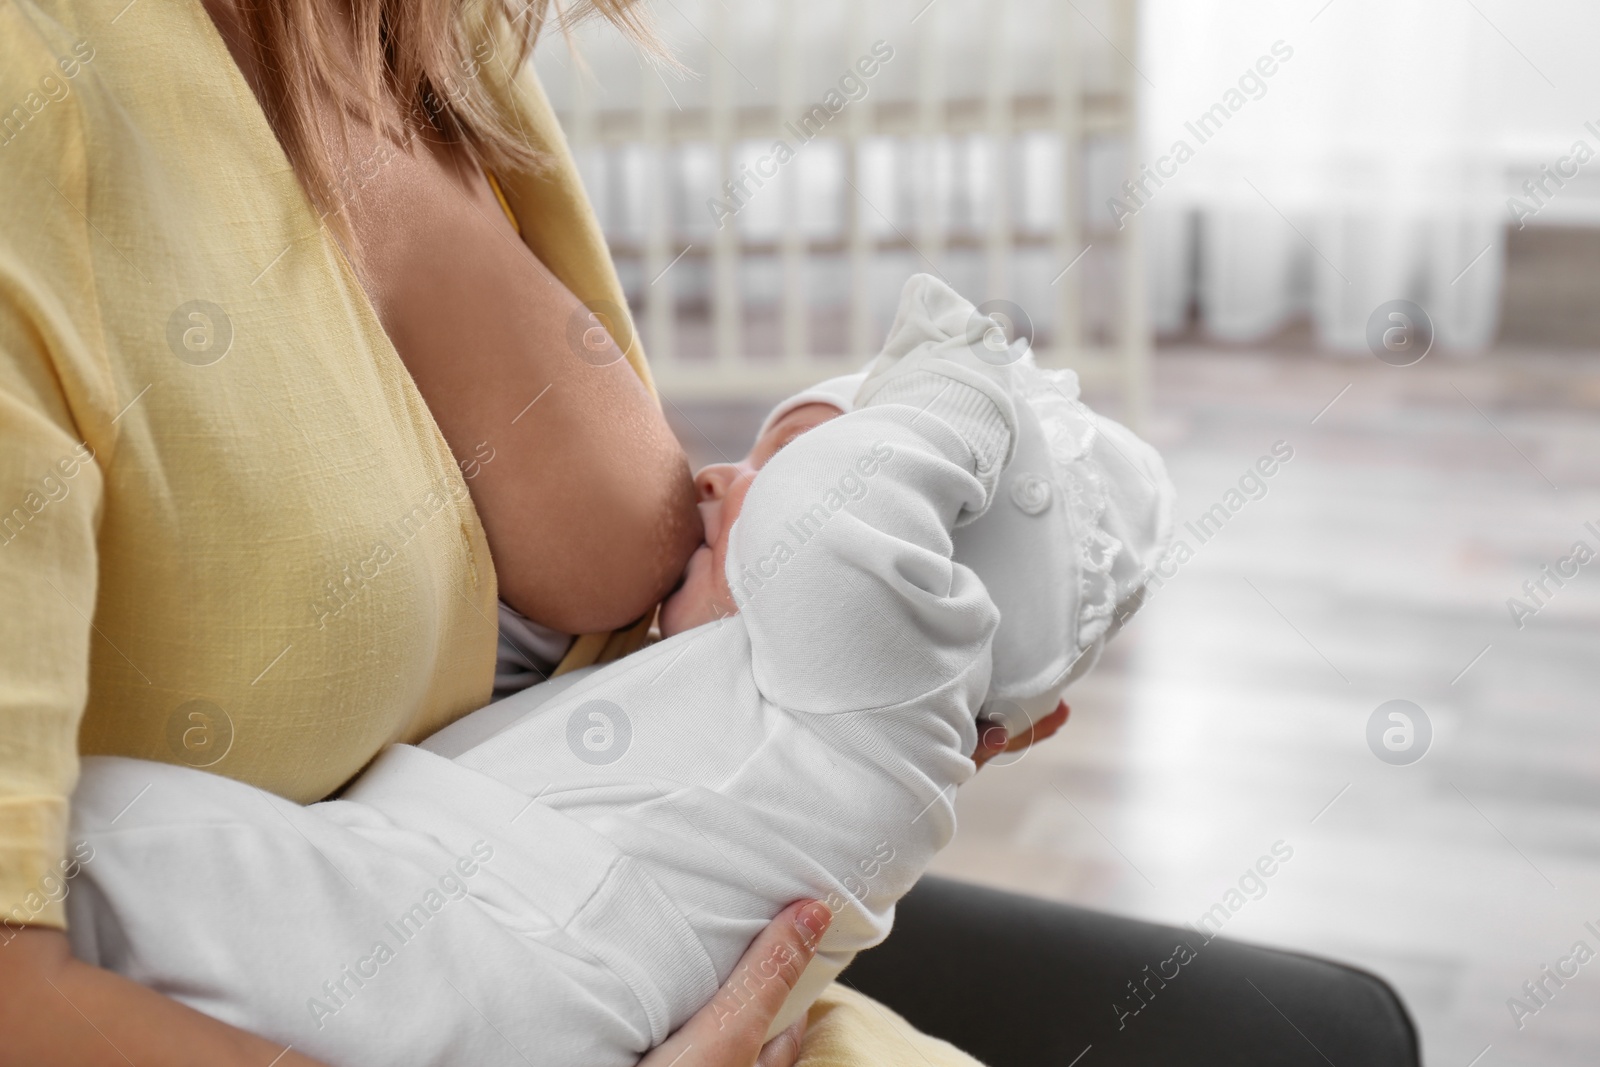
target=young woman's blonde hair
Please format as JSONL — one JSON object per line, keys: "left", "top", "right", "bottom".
{"left": 233, "top": 0, "right": 652, "bottom": 250}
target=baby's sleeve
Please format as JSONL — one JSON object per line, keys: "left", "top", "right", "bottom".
{"left": 726, "top": 355, "right": 1017, "bottom": 718}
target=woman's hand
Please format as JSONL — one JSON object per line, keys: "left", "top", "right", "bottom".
{"left": 972, "top": 701, "right": 1070, "bottom": 770}
{"left": 640, "top": 900, "right": 832, "bottom": 1067}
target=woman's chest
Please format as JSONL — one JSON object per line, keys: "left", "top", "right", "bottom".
{"left": 59, "top": 69, "right": 507, "bottom": 796}
{"left": 330, "top": 118, "right": 538, "bottom": 379}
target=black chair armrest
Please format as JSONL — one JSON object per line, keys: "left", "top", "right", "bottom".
{"left": 842, "top": 875, "right": 1420, "bottom": 1067}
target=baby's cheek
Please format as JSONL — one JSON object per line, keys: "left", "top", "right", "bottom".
{"left": 660, "top": 545, "right": 738, "bottom": 636}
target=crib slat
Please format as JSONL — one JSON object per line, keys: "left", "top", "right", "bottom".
{"left": 916, "top": 0, "right": 944, "bottom": 277}
{"left": 1053, "top": 0, "right": 1083, "bottom": 370}
{"left": 710, "top": 2, "right": 741, "bottom": 372}
{"left": 1113, "top": 0, "right": 1149, "bottom": 428}
{"left": 984, "top": 0, "right": 1011, "bottom": 303}
{"left": 642, "top": 62, "right": 674, "bottom": 371}
{"left": 779, "top": 0, "right": 808, "bottom": 372}
{"left": 846, "top": 0, "right": 874, "bottom": 363}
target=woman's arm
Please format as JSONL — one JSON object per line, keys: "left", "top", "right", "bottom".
{"left": 2, "top": 904, "right": 831, "bottom": 1067}
{"left": 3, "top": 903, "right": 830, "bottom": 1067}
{"left": 0, "top": 927, "right": 331, "bottom": 1067}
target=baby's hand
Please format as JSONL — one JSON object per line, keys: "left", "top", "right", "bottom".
{"left": 855, "top": 273, "right": 1027, "bottom": 405}
{"left": 852, "top": 274, "right": 1023, "bottom": 522}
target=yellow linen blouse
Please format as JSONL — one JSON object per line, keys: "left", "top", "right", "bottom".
{"left": 0, "top": 0, "right": 623, "bottom": 928}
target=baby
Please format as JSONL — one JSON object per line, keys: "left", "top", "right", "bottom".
{"left": 65, "top": 275, "right": 1174, "bottom": 1067}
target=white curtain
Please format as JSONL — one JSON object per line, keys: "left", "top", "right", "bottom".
{"left": 1134, "top": 0, "right": 1577, "bottom": 351}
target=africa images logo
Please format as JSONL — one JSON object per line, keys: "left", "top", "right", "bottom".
{"left": 1366, "top": 699, "right": 1431, "bottom": 766}
{"left": 567, "top": 700, "right": 633, "bottom": 765}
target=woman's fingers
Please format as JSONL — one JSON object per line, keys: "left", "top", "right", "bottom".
{"left": 639, "top": 900, "right": 832, "bottom": 1067}
{"left": 754, "top": 1017, "right": 808, "bottom": 1067}
{"left": 1023, "top": 702, "right": 1070, "bottom": 747}
{"left": 973, "top": 702, "right": 1070, "bottom": 769}
{"left": 971, "top": 721, "right": 1010, "bottom": 768}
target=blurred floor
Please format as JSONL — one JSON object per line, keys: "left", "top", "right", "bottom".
{"left": 664, "top": 346, "right": 1600, "bottom": 1067}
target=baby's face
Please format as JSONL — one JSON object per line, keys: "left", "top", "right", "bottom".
{"left": 658, "top": 403, "right": 843, "bottom": 637}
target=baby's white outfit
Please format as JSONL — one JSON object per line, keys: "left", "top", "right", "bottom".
{"left": 65, "top": 276, "right": 1173, "bottom": 1067}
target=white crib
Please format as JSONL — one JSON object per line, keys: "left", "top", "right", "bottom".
{"left": 535, "top": 0, "right": 1149, "bottom": 424}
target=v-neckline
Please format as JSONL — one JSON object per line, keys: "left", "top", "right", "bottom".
{"left": 184, "top": 0, "right": 493, "bottom": 563}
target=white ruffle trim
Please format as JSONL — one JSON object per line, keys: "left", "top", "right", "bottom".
{"left": 1016, "top": 359, "right": 1124, "bottom": 650}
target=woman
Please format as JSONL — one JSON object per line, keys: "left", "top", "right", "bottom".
{"left": 0, "top": 1, "right": 1051, "bottom": 1063}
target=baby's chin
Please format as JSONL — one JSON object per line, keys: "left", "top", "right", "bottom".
{"left": 658, "top": 544, "right": 723, "bottom": 638}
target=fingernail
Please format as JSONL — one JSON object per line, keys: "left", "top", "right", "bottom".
{"left": 794, "top": 902, "right": 831, "bottom": 943}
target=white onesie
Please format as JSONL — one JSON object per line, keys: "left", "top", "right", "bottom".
{"left": 64, "top": 278, "right": 1169, "bottom": 1067}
